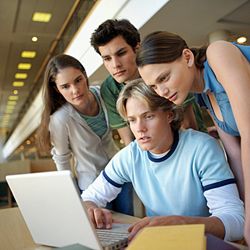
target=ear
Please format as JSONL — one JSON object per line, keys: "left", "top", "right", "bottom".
{"left": 182, "top": 48, "right": 194, "bottom": 67}
{"left": 167, "top": 111, "right": 174, "bottom": 123}
{"left": 134, "top": 42, "right": 140, "bottom": 52}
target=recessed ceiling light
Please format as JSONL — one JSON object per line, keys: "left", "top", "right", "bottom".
{"left": 13, "top": 90, "right": 18, "bottom": 95}
{"left": 15, "top": 73, "right": 28, "bottom": 79}
{"left": 7, "top": 100, "right": 17, "bottom": 105}
{"left": 32, "top": 36, "right": 38, "bottom": 42}
{"left": 5, "top": 109, "right": 14, "bottom": 114}
{"left": 32, "top": 12, "right": 52, "bottom": 22}
{"left": 13, "top": 81, "right": 25, "bottom": 87}
{"left": 237, "top": 36, "right": 247, "bottom": 44}
{"left": 18, "top": 63, "right": 32, "bottom": 70}
{"left": 21, "top": 51, "right": 36, "bottom": 58}
{"left": 8, "top": 95, "right": 19, "bottom": 101}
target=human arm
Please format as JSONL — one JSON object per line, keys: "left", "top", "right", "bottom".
{"left": 212, "top": 121, "right": 244, "bottom": 199}
{"left": 206, "top": 41, "right": 250, "bottom": 244}
{"left": 128, "top": 184, "right": 244, "bottom": 241}
{"left": 117, "top": 126, "right": 134, "bottom": 145}
{"left": 81, "top": 172, "right": 122, "bottom": 228}
{"left": 181, "top": 103, "right": 198, "bottom": 130}
{"left": 84, "top": 200, "right": 113, "bottom": 229}
{"left": 49, "top": 113, "right": 72, "bottom": 170}
{"left": 101, "top": 77, "right": 134, "bottom": 145}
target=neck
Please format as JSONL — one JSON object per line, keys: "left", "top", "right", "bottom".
{"left": 124, "top": 70, "right": 140, "bottom": 84}
{"left": 192, "top": 68, "right": 204, "bottom": 93}
{"left": 77, "top": 91, "right": 99, "bottom": 116}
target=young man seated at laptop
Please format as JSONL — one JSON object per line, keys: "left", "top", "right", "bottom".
{"left": 81, "top": 80, "right": 244, "bottom": 242}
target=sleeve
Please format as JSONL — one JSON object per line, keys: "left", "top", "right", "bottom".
{"left": 100, "top": 78, "right": 127, "bottom": 129}
{"left": 196, "top": 135, "right": 234, "bottom": 186}
{"left": 194, "top": 134, "right": 244, "bottom": 241}
{"left": 204, "top": 184, "right": 245, "bottom": 241}
{"left": 81, "top": 171, "right": 122, "bottom": 207}
{"left": 49, "top": 114, "right": 72, "bottom": 171}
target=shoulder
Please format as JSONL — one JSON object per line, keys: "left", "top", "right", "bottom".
{"left": 101, "top": 75, "right": 120, "bottom": 93}
{"left": 90, "top": 85, "right": 101, "bottom": 95}
{"left": 50, "top": 104, "right": 72, "bottom": 124}
{"left": 101, "top": 75, "right": 115, "bottom": 88}
{"left": 206, "top": 41, "right": 241, "bottom": 64}
{"left": 180, "top": 129, "right": 217, "bottom": 147}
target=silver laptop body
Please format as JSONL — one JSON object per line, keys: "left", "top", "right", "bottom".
{"left": 6, "top": 170, "right": 128, "bottom": 250}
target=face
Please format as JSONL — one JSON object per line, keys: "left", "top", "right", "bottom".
{"left": 126, "top": 97, "right": 173, "bottom": 154}
{"left": 55, "top": 67, "right": 90, "bottom": 112}
{"left": 138, "top": 54, "right": 194, "bottom": 105}
{"left": 99, "top": 35, "right": 139, "bottom": 83}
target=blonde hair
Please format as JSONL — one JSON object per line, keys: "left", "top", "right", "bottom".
{"left": 116, "top": 79, "right": 183, "bottom": 131}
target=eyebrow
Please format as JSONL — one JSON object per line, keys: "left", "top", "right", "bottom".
{"left": 101, "top": 47, "right": 127, "bottom": 59}
{"left": 127, "top": 110, "right": 152, "bottom": 119}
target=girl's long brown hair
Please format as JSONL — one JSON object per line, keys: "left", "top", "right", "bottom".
{"left": 36, "top": 54, "right": 88, "bottom": 153}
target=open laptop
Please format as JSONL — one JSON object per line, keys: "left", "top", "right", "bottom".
{"left": 6, "top": 170, "right": 129, "bottom": 250}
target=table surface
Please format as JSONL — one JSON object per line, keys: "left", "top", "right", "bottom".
{"left": 0, "top": 207, "right": 247, "bottom": 250}
{"left": 0, "top": 207, "right": 140, "bottom": 250}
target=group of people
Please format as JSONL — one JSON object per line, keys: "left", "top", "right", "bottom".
{"left": 38, "top": 18, "right": 250, "bottom": 245}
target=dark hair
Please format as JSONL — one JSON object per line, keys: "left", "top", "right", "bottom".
{"left": 91, "top": 19, "right": 140, "bottom": 54}
{"left": 137, "top": 31, "right": 207, "bottom": 69}
{"left": 117, "top": 79, "right": 183, "bottom": 132}
{"left": 37, "top": 54, "right": 88, "bottom": 152}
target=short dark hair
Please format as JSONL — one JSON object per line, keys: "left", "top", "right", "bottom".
{"left": 91, "top": 19, "right": 140, "bottom": 54}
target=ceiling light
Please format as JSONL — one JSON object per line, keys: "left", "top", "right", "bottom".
{"left": 237, "top": 36, "right": 247, "bottom": 44}
{"left": 13, "top": 90, "right": 18, "bottom": 95}
{"left": 6, "top": 105, "right": 15, "bottom": 110}
{"left": 32, "top": 12, "right": 52, "bottom": 22}
{"left": 8, "top": 96, "right": 19, "bottom": 101}
{"left": 32, "top": 36, "right": 38, "bottom": 42}
{"left": 13, "top": 81, "right": 25, "bottom": 87}
{"left": 21, "top": 51, "right": 36, "bottom": 58}
{"left": 7, "top": 100, "right": 17, "bottom": 105}
{"left": 5, "top": 109, "right": 14, "bottom": 114}
{"left": 15, "top": 73, "right": 28, "bottom": 79}
{"left": 18, "top": 63, "right": 32, "bottom": 70}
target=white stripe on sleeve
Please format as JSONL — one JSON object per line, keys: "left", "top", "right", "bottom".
{"left": 81, "top": 171, "right": 122, "bottom": 207}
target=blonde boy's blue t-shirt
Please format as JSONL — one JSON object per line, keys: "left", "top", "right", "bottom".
{"left": 103, "top": 129, "right": 235, "bottom": 216}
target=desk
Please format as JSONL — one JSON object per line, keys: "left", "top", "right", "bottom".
{"left": 0, "top": 207, "right": 247, "bottom": 250}
{"left": 0, "top": 207, "right": 140, "bottom": 250}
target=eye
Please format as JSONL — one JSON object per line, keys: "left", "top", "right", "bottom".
{"left": 103, "top": 57, "right": 111, "bottom": 62}
{"left": 127, "top": 118, "right": 135, "bottom": 124}
{"left": 150, "top": 85, "right": 157, "bottom": 91}
{"left": 76, "top": 77, "right": 82, "bottom": 83}
{"left": 61, "top": 84, "right": 69, "bottom": 89}
{"left": 117, "top": 50, "right": 126, "bottom": 57}
{"left": 159, "top": 76, "right": 166, "bottom": 82}
{"left": 145, "top": 114, "right": 154, "bottom": 120}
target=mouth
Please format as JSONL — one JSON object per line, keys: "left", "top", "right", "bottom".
{"left": 167, "top": 92, "right": 177, "bottom": 103}
{"left": 73, "top": 94, "right": 83, "bottom": 100}
{"left": 113, "top": 70, "right": 126, "bottom": 77}
{"left": 138, "top": 136, "right": 151, "bottom": 143}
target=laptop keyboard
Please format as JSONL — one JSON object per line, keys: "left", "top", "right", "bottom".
{"left": 96, "top": 223, "right": 129, "bottom": 250}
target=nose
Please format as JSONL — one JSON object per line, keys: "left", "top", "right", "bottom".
{"left": 72, "top": 85, "right": 79, "bottom": 95}
{"left": 112, "top": 57, "right": 121, "bottom": 68}
{"left": 157, "top": 84, "right": 169, "bottom": 98}
{"left": 136, "top": 119, "right": 146, "bottom": 133}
